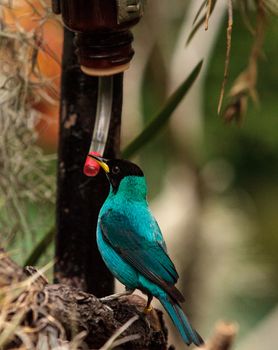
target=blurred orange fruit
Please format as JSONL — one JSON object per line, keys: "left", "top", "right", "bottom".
{"left": 3, "top": 0, "right": 62, "bottom": 152}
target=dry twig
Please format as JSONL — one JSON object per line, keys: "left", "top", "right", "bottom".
{"left": 196, "top": 321, "right": 237, "bottom": 350}
{"left": 223, "top": 0, "right": 266, "bottom": 123}
{"left": 189, "top": 0, "right": 275, "bottom": 118}
{"left": 205, "top": 0, "right": 213, "bottom": 30}
{"left": 217, "top": 0, "right": 233, "bottom": 114}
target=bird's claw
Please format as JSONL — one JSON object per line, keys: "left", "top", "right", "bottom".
{"left": 143, "top": 304, "right": 153, "bottom": 314}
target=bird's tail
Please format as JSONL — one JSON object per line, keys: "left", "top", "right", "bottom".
{"left": 159, "top": 295, "right": 204, "bottom": 347}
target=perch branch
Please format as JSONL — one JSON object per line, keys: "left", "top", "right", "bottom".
{"left": 0, "top": 249, "right": 169, "bottom": 350}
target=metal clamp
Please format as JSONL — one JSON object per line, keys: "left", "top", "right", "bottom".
{"left": 116, "top": 0, "right": 145, "bottom": 24}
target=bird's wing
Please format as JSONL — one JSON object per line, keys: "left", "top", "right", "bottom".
{"left": 99, "top": 209, "right": 184, "bottom": 302}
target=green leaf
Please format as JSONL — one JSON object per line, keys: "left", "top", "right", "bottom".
{"left": 122, "top": 60, "right": 203, "bottom": 159}
{"left": 24, "top": 227, "right": 55, "bottom": 267}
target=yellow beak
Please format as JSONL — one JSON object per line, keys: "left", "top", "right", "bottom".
{"left": 88, "top": 154, "right": 110, "bottom": 173}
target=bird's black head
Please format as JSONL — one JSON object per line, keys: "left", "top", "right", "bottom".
{"left": 89, "top": 156, "right": 144, "bottom": 192}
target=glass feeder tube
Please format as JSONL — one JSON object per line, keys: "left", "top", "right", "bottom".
{"left": 83, "top": 76, "right": 113, "bottom": 176}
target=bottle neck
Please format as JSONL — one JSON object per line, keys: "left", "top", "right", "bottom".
{"left": 74, "top": 30, "right": 134, "bottom": 76}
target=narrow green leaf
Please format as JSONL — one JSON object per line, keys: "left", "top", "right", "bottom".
{"left": 24, "top": 227, "right": 55, "bottom": 267}
{"left": 122, "top": 60, "right": 203, "bottom": 159}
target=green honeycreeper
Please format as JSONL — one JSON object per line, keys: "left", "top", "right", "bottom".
{"left": 91, "top": 155, "right": 204, "bottom": 347}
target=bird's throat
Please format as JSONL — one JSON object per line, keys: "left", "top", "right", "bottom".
{"left": 109, "top": 175, "right": 147, "bottom": 201}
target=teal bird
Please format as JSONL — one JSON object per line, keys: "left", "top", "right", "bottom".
{"left": 91, "top": 155, "right": 203, "bottom": 347}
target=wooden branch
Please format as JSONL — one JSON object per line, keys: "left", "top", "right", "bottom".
{"left": 197, "top": 322, "right": 237, "bottom": 350}
{"left": 0, "top": 249, "right": 169, "bottom": 350}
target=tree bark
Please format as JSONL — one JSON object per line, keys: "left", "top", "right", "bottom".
{"left": 55, "top": 28, "right": 122, "bottom": 296}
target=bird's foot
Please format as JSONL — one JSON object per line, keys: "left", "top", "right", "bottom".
{"left": 143, "top": 304, "right": 153, "bottom": 314}
{"left": 100, "top": 289, "right": 134, "bottom": 302}
{"left": 143, "top": 294, "right": 153, "bottom": 314}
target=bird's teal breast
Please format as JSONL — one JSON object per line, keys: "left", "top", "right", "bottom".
{"left": 97, "top": 224, "right": 166, "bottom": 298}
{"left": 97, "top": 225, "right": 138, "bottom": 289}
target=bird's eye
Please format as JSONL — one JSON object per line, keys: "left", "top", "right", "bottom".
{"left": 112, "top": 166, "right": 120, "bottom": 175}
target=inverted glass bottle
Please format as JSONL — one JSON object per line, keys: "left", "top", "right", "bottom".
{"left": 59, "top": 0, "right": 141, "bottom": 76}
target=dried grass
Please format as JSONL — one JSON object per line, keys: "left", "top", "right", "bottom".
{"left": 189, "top": 0, "right": 277, "bottom": 119}
{"left": 0, "top": 250, "right": 141, "bottom": 350}
{"left": 223, "top": 0, "right": 267, "bottom": 123}
{"left": 0, "top": 250, "right": 77, "bottom": 350}
{"left": 0, "top": 1, "right": 57, "bottom": 246}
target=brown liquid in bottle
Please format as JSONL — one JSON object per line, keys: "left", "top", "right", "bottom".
{"left": 59, "top": 0, "right": 141, "bottom": 75}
